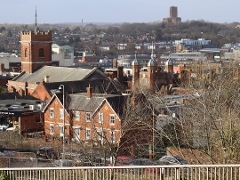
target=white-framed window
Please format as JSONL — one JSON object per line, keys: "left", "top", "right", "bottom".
{"left": 99, "top": 113, "right": 103, "bottom": 124}
{"left": 60, "top": 109, "right": 64, "bottom": 119}
{"left": 97, "top": 130, "right": 103, "bottom": 140}
{"left": 75, "top": 111, "right": 80, "bottom": 120}
{"left": 86, "top": 112, "right": 91, "bottom": 121}
{"left": 59, "top": 125, "right": 64, "bottom": 137}
{"left": 86, "top": 129, "right": 91, "bottom": 139}
{"left": 74, "top": 127, "right": 80, "bottom": 140}
{"left": 50, "top": 108, "right": 54, "bottom": 118}
{"left": 50, "top": 124, "right": 54, "bottom": 134}
{"left": 110, "top": 114, "right": 115, "bottom": 124}
{"left": 110, "top": 131, "right": 115, "bottom": 143}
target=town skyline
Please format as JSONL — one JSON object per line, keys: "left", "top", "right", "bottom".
{"left": 1, "top": 0, "right": 240, "bottom": 24}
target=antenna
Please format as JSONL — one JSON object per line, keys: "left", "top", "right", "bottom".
{"left": 151, "top": 41, "right": 154, "bottom": 59}
{"left": 35, "top": 6, "right": 38, "bottom": 33}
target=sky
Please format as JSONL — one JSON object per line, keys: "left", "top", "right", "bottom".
{"left": 0, "top": 0, "right": 240, "bottom": 24}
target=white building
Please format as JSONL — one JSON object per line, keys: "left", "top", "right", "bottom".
{"left": 175, "top": 38, "right": 211, "bottom": 46}
{"left": 52, "top": 44, "right": 74, "bottom": 66}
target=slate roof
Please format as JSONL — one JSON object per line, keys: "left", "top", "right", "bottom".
{"left": 68, "top": 94, "right": 104, "bottom": 112}
{"left": 200, "top": 48, "right": 223, "bottom": 53}
{"left": 0, "top": 93, "right": 39, "bottom": 100}
{"left": 41, "top": 78, "right": 121, "bottom": 98}
{"left": 68, "top": 93, "right": 126, "bottom": 117}
{"left": 147, "top": 54, "right": 157, "bottom": 66}
{"left": 12, "top": 66, "right": 107, "bottom": 83}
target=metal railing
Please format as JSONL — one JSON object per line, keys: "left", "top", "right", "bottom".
{"left": 0, "top": 164, "right": 240, "bottom": 180}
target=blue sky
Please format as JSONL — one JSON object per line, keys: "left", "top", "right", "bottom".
{"left": 1, "top": 0, "right": 240, "bottom": 24}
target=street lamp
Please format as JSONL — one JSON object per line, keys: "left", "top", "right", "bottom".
{"left": 59, "top": 84, "right": 65, "bottom": 159}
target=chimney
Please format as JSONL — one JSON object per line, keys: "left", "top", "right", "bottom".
{"left": 86, "top": 84, "right": 93, "bottom": 98}
{"left": 44, "top": 75, "right": 49, "bottom": 83}
{"left": 0, "top": 63, "right": 5, "bottom": 72}
{"left": 112, "top": 59, "right": 118, "bottom": 68}
{"left": 117, "top": 66, "right": 123, "bottom": 81}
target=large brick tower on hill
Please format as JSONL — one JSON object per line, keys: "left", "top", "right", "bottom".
{"left": 20, "top": 30, "right": 52, "bottom": 73}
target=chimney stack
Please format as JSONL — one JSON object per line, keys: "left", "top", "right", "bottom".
{"left": 86, "top": 84, "right": 93, "bottom": 98}
{"left": 117, "top": 66, "right": 123, "bottom": 81}
{"left": 44, "top": 75, "right": 49, "bottom": 83}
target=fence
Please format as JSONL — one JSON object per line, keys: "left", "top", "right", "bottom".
{"left": 0, "top": 164, "right": 240, "bottom": 180}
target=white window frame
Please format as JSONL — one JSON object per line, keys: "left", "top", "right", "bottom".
{"left": 86, "top": 128, "right": 91, "bottom": 139}
{"left": 99, "top": 112, "right": 103, "bottom": 124}
{"left": 110, "top": 131, "right": 115, "bottom": 143}
{"left": 97, "top": 130, "right": 104, "bottom": 144}
{"left": 50, "top": 108, "right": 54, "bottom": 118}
{"left": 86, "top": 112, "right": 91, "bottom": 122}
{"left": 60, "top": 109, "right": 64, "bottom": 119}
{"left": 59, "top": 125, "right": 64, "bottom": 137}
{"left": 50, "top": 124, "right": 54, "bottom": 134}
{"left": 74, "top": 127, "right": 80, "bottom": 140}
{"left": 75, "top": 111, "right": 80, "bottom": 120}
{"left": 110, "top": 114, "right": 115, "bottom": 124}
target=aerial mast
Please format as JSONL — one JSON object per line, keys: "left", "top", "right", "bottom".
{"left": 34, "top": 6, "right": 38, "bottom": 34}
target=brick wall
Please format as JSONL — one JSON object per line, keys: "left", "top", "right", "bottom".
{"left": 30, "top": 82, "right": 51, "bottom": 101}
{"left": 19, "top": 113, "right": 43, "bottom": 134}
{"left": 21, "top": 31, "right": 52, "bottom": 73}
{"left": 44, "top": 96, "right": 70, "bottom": 139}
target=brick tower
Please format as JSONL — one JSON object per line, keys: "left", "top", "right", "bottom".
{"left": 20, "top": 30, "right": 52, "bottom": 73}
{"left": 132, "top": 54, "right": 140, "bottom": 89}
{"left": 147, "top": 54, "right": 157, "bottom": 91}
{"left": 165, "top": 57, "right": 174, "bottom": 73}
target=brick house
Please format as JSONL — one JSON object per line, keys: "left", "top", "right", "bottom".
{"left": 43, "top": 86, "right": 126, "bottom": 145}
{"left": 42, "top": 93, "right": 70, "bottom": 141}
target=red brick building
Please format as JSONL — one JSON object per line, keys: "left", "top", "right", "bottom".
{"left": 43, "top": 86, "right": 125, "bottom": 146}
{"left": 132, "top": 54, "right": 173, "bottom": 91}
{"left": 20, "top": 31, "right": 52, "bottom": 74}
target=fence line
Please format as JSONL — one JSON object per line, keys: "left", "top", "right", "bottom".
{"left": 0, "top": 164, "right": 240, "bottom": 180}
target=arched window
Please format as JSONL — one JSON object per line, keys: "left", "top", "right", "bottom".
{"left": 25, "top": 48, "right": 28, "bottom": 57}
{"left": 39, "top": 48, "right": 44, "bottom": 58}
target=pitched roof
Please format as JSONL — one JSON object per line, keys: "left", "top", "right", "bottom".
{"left": 68, "top": 93, "right": 105, "bottom": 112}
{"left": 68, "top": 93, "right": 126, "bottom": 117}
{"left": 38, "top": 79, "right": 121, "bottom": 97}
{"left": 0, "top": 93, "right": 39, "bottom": 101}
{"left": 12, "top": 66, "right": 107, "bottom": 83}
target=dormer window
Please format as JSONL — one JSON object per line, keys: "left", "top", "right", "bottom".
{"left": 39, "top": 48, "right": 44, "bottom": 58}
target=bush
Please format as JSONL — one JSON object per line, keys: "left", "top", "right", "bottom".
{"left": 0, "top": 172, "right": 10, "bottom": 180}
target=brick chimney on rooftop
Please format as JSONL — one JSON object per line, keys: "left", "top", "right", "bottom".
{"left": 86, "top": 84, "right": 93, "bottom": 98}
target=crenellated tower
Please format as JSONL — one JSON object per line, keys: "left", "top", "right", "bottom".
{"left": 20, "top": 30, "right": 52, "bottom": 73}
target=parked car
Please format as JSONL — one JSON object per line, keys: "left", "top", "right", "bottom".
{"left": 159, "top": 155, "right": 188, "bottom": 165}
{"left": 36, "top": 146, "right": 58, "bottom": 161}
{"left": 129, "top": 158, "right": 161, "bottom": 174}
{"left": 0, "top": 123, "right": 9, "bottom": 131}
{"left": 54, "top": 159, "right": 74, "bottom": 167}
{"left": 158, "top": 155, "right": 189, "bottom": 177}
{"left": 108, "top": 156, "right": 133, "bottom": 166}
{"left": 74, "top": 155, "right": 104, "bottom": 166}
{"left": 129, "top": 158, "right": 153, "bottom": 166}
